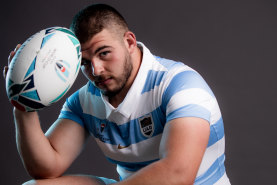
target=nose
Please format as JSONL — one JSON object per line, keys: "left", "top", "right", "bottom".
{"left": 91, "top": 58, "right": 104, "bottom": 76}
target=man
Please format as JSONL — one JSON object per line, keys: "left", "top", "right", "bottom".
{"left": 4, "top": 4, "right": 230, "bottom": 185}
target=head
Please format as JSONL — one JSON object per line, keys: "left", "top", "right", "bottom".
{"left": 70, "top": 4, "right": 129, "bottom": 44}
{"left": 70, "top": 4, "right": 140, "bottom": 98}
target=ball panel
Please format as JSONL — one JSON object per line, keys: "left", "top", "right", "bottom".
{"left": 20, "top": 90, "right": 40, "bottom": 101}
{"left": 33, "top": 32, "right": 79, "bottom": 104}
{"left": 50, "top": 85, "right": 71, "bottom": 104}
{"left": 40, "top": 33, "right": 55, "bottom": 49}
{"left": 6, "top": 27, "right": 81, "bottom": 111}
{"left": 17, "top": 95, "right": 46, "bottom": 110}
{"left": 24, "top": 57, "right": 37, "bottom": 79}
{"left": 7, "top": 30, "right": 45, "bottom": 84}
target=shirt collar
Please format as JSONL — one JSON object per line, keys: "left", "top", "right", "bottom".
{"left": 101, "top": 42, "right": 156, "bottom": 119}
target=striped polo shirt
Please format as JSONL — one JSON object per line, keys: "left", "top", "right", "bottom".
{"left": 59, "top": 42, "right": 230, "bottom": 184}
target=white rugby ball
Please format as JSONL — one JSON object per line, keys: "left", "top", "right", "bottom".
{"left": 6, "top": 27, "right": 82, "bottom": 112}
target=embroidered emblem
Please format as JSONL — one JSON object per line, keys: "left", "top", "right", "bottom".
{"left": 139, "top": 114, "right": 155, "bottom": 138}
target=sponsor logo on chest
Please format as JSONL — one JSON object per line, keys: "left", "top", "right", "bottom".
{"left": 139, "top": 114, "right": 155, "bottom": 138}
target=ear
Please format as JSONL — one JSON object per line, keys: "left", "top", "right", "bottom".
{"left": 123, "top": 31, "right": 137, "bottom": 53}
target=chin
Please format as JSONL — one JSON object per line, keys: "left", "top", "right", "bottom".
{"left": 101, "top": 87, "right": 123, "bottom": 98}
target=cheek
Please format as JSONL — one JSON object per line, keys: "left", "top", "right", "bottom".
{"left": 81, "top": 66, "right": 93, "bottom": 79}
{"left": 109, "top": 52, "right": 126, "bottom": 70}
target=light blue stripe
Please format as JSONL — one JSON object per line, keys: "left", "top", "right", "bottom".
{"left": 141, "top": 70, "right": 166, "bottom": 94}
{"left": 81, "top": 107, "right": 165, "bottom": 146}
{"left": 167, "top": 104, "right": 211, "bottom": 123}
{"left": 75, "top": 60, "right": 80, "bottom": 75}
{"left": 21, "top": 90, "right": 40, "bottom": 101}
{"left": 155, "top": 56, "right": 185, "bottom": 70}
{"left": 66, "top": 90, "right": 83, "bottom": 115}
{"left": 63, "top": 68, "right": 69, "bottom": 78}
{"left": 107, "top": 157, "right": 159, "bottom": 171}
{"left": 59, "top": 90, "right": 84, "bottom": 126}
{"left": 55, "top": 68, "right": 66, "bottom": 82}
{"left": 162, "top": 71, "right": 215, "bottom": 111}
{"left": 168, "top": 107, "right": 224, "bottom": 148}
{"left": 76, "top": 46, "right": 80, "bottom": 57}
{"left": 67, "top": 35, "right": 80, "bottom": 46}
{"left": 194, "top": 154, "right": 226, "bottom": 185}
{"left": 24, "top": 57, "right": 36, "bottom": 78}
{"left": 41, "top": 33, "right": 55, "bottom": 48}
{"left": 61, "top": 60, "right": 70, "bottom": 68}
{"left": 59, "top": 110, "right": 85, "bottom": 127}
{"left": 207, "top": 118, "right": 225, "bottom": 147}
{"left": 55, "top": 27, "right": 76, "bottom": 38}
{"left": 60, "top": 82, "right": 166, "bottom": 146}
{"left": 7, "top": 79, "right": 14, "bottom": 89}
{"left": 88, "top": 82, "right": 101, "bottom": 96}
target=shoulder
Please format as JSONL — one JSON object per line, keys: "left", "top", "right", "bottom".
{"left": 67, "top": 81, "right": 101, "bottom": 102}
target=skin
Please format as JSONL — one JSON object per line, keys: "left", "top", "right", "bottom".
{"left": 80, "top": 28, "right": 142, "bottom": 107}
{"left": 4, "top": 28, "right": 210, "bottom": 185}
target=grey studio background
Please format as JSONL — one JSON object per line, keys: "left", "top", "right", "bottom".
{"left": 0, "top": 0, "right": 276, "bottom": 184}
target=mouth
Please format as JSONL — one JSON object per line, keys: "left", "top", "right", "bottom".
{"left": 95, "top": 77, "right": 112, "bottom": 87}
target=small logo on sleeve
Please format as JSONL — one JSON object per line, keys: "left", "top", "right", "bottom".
{"left": 100, "top": 123, "right": 106, "bottom": 133}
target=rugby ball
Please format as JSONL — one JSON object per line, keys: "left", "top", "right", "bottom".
{"left": 5, "top": 27, "right": 82, "bottom": 112}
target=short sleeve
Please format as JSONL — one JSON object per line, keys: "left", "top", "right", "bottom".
{"left": 162, "top": 70, "right": 217, "bottom": 123}
{"left": 58, "top": 90, "right": 85, "bottom": 127}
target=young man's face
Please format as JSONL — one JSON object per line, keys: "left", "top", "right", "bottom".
{"left": 80, "top": 29, "right": 133, "bottom": 97}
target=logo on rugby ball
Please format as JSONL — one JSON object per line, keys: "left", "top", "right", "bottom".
{"left": 55, "top": 60, "right": 70, "bottom": 82}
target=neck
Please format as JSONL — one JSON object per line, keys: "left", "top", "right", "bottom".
{"left": 109, "top": 46, "right": 142, "bottom": 108}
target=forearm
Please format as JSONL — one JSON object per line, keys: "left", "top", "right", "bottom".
{"left": 14, "top": 108, "right": 61, "bottom": 178}
{"left": 116, "top": 117, "right": 210, "bottom": 185}
{"left": 116, "top": 159, "right": 194, "bottom": 185}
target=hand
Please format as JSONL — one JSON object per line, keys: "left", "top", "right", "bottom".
{"left": 3, "top": 44, "right": 21, "bottom": 79}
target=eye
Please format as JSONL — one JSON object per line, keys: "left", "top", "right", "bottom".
{"left": 99, "top": 51, "right": 110, "bottom": 58}
{"left": 81, "top": 59, "right": 91, "bottom": 66}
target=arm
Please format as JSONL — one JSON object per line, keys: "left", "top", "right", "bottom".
{"left": 14, "top": 108, "right": 89, "bottom": 179}
{"left": 116, "top": 117, "right": 210, "bottom": 185}
{"left": 5, "top": 45, "right": 89, "bottom": 179}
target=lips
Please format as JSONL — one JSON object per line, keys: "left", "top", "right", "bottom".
{"left": 95, "top": 77, "right": 112, "bottom": 86}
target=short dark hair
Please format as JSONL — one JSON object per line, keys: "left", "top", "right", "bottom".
{"left": 70, "top": 4, "right": 129, "bottom": 43}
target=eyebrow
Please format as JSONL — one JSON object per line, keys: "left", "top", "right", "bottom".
{"left": 94, "top": 45, "right": 111, "bottom": 55}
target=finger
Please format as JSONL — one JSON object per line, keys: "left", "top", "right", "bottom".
{"left": 8, "top": 51, "right": 15, "bottom": 65}
{"left": 15, "top": 44, "right": 21, "bottom": 52}
{"left": 8, "top": 44, "right": 21, "bottom": 65}
{"left": 3, "top": 66, "right": 8, "bottom": 79}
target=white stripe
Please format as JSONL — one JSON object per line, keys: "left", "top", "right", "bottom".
{"left": 114, "top": 52, "right": 194, "bottom": 119}
{"left": 78, "top": 86, "right": 107, "bottom": 119}
{"left": 214, "top": 172, "right": 231, "bottom": 185}
{"left": 95, "top": 134, "right": 162, "bottom": 163}
{"left": 166, "top": 88, "right": 221, "bottom": 124}
{"left": 62, "top": 103, "right": 72, "bottom": 112}
{"left": 108, "top": 69, "right": 197, "bottom": 125}
{"left": 159, "top": 65, "right": 195, "bottom": 97}
{"left": 116, "top": 165, "right": 134, "bottom": 180}
{"left": 109, "top": 88, "right": 162, "bottom": 124}
{"left": 197, "top": 136, "right": 225, "bottom": 177}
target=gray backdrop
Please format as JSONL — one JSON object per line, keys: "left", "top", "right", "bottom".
{"left": 1, "top": 0, "right": 276, "bottom": 184}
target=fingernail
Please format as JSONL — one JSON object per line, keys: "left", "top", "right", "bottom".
{"left": 14, "top": 44, "right": 20, "bottom": 51}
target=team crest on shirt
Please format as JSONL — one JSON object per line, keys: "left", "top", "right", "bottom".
{"left": 139, "top": 114, "right": 155, "bottom": 138}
